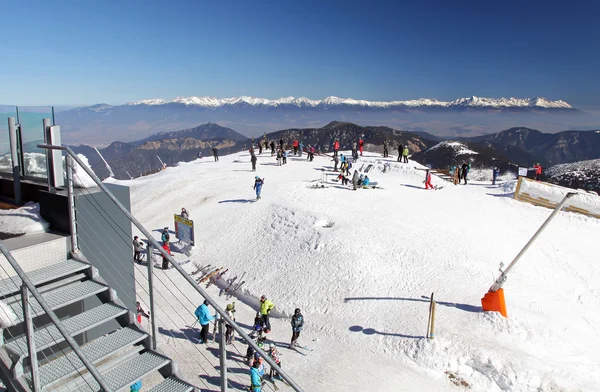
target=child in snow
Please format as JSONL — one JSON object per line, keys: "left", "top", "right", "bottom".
{"left": 253, "top": 176, "right": 264, "bottom": 200}
{"left": 425, "top": 169, "right": 433, "bottom": 189}
{"left": 362, "top": 176, "right": 371, "bottom": 187}
{"left": 269, "top": 346, "right": 282, "bottom": 380}
{"left": 282, "top": 150, "right": 287, "bottom": 165}
{"left": 136, "top": 301, "right": 150, "bottom": 323}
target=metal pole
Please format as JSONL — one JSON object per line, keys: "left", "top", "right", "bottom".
{"left": 7, "top": 117, "right": 21, "bottom": 205}
{"left": 43, "top": 118, "right": 53, "bottom": 191}
{"left": 490, "top": 192, "right": 577, "bottom": 292}
{"left": 147, "top": 244, "right": 158, "bottom": 350}
{"left": 36, "top": 145, "right": 304, "bottom": 392}
{"left": 22, "top": 286, "right": 40, "bottom": 392}
{"left": 65, "top": 155, "right": 78, "bottom": 254}
{"left": 426, "top": 292, "right": 433, "bottom": 339}
{"left": 219, "top": 318, "right": 227, "bottom": 392}
{"left": 0, "top": 243, "right": 112, "bottom": 392}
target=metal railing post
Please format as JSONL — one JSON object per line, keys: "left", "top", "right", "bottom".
{"left": 0, "top": 243, "right": 112, "bottom": 391}
{"left": 36, "top": 144, "right": 304, "bottom": 392}
{"left": 21, "top": 286, "right": 40, "bottom": 392}
{"left": 147, "top": 244, "right": 158, "bottom": 350}
{"left": 65, "top": 155, "right": 79, "bottom": 254}
{"left": 219, "top": 317, "right": 227, "bottom": 392}
{"left": 7, "top": 117, "right": 21, "bottom": 205}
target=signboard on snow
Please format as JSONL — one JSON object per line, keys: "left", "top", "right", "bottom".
{"left": 174, "top": 215, "right": 195, "bottom": 246}
{"left": 518, "top": 167, "right": 528, "bottom": 177}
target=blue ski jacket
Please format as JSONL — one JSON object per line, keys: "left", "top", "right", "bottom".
{"left": 195, "top": 304, "right": 215, "bottom": 326}
{"left": 130, "top": 380, "right": 142, "bottom": 392}
{"left": 363, "top": 178, "right": 371, "bottom": 186}
{"left": 340, "top": 155, "right": 346, "bottom": 163}
{"left": 250, "top": 367, "right": 262, "bottom": 391}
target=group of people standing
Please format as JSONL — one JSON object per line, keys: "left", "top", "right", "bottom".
{"left": 451, "top": 162, "right": 472, "bottom": 185}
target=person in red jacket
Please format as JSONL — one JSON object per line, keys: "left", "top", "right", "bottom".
{"left": 358, "top": 137, "right": 364, "bottom": 156}
{"left": 293, "top": 139, "right": 299, "bottom": 155}
{"left": 425, "top": 169, "right": 433, "bottom": 189}
{"left": 534, "top": 163, "right": 542, "bottom": 181}
{"left": 333, "top": 139, "right": 340, "bottom": 157}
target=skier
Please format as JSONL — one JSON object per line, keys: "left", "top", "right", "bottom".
{"left": 293, "top": 139, "right": 299, "bottom": 155}
{"left": 276, "top": 150, "right": 283, "bottom": 166}
{"left": 290, "top": 308, "right": 304, "bottom": 347}
{"left": 425, "top": 169, "right": 433, "bottom": 189}
{"left": 282, "top": 150, "right": 288, "bottom": 165}
{"left": 180, "top": 207, "right": 189, "bottom": 219}
{"left": 299, "top": 142, "right": 304, "bottom": 157}
{"left": 383, "top": 140, "right": 388, "bottom": 158}
{"left": 358, "top": 136, "right": 364, "bottom": 156}
{"left": 259, "top": 295, "right": 274, "bottom": 333}
{"left": 161, "top": 243, "right": 172, "bottom": 269}
{"left": 333, "top": 139, "right": 340, "bottom": 157}
{"left": 132, "top": 236, "right": 143, "bottom": 263}
{"left": 161, "top": 227, "right": 170, "bottom": 246}
{"left": 270, "top": 141, "right": 276, "bottom": 156}
{"left": 461, "top": 162, "right": 470, "bottom": 184}
{"left": 212, "top": 147, "right": 219, "bottom": 162}
{"left": 269, "top": 345, "right": 283, "bottom": 380}
{"left": 352, "top": 170, "right": 359, "bottom": 191}
{"left": 492, "top": 167, "right": 500, "bottom": 185}
{"left": 253, "top": 176, "right": 264, "bottom": 200}
{"left": 402, "top": 145, "right": 409, "bottom": 163}
{"left": 533, "top": 163, "right": 542, "bottom": 181}
{"left": 251, "top": 153, "right": 257, "bottom": 172}
{"left": 332, "top": 155, "right": 339, "bottom": 172}
{"left": 225, "top": 302, "right": 236, "bottom": 344}
{"left": 250, "top": 357, "right": 263, "bottom": 392}
{"left": 194, "top": 299, "right": 215, "bottom": 344}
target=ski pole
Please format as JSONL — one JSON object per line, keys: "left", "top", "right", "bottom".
{"left": 190, "top": 319, "right": 198, "bottom": 329}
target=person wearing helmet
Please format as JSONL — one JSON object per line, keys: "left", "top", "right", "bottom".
{"left": 259, "top": 295, "right": 274, "bottom": 333}
{"left": 290, "top": 308, "right": 304, "bottom": 348}
{"left": 253, "top": 176, "right": 264, "bottom": 200}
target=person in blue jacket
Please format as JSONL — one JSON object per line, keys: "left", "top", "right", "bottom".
{"left": 299, "top": 142, "right": 304, "bottom": 157}
{"left": 362, "top": 176, "right": 371, "bottom": 186}
{"left": 130, "top": 380, "right": 142, "bottom": 392}
{"left": 253, "top": 176, "right": 264, "bottom": 200}
{"left": 250, "top": 360, "right": 263, "bottom": 392}
{"left": 194, "top": 300, "right": 215, "bottom": 344}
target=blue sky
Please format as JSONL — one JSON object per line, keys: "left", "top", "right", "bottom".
{"left": 1, "top": 0, "right": 599, "bottom": 107}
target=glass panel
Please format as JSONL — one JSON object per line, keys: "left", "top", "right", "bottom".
{"left": 0, "top": 106, "right": 18, "bottom": 175}
{"left": 17, "top": 106, "right": 54, "bottom": 179}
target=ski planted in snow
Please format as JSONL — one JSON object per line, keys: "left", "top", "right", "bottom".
{"left": 198, "top": 267, "right": 223, "bottom": 283}
{"left": 226, "top": 280, "right": 245, "bottom": 299}
{"left": 220, "top": 276, "right": 238, "bottom": 296}
{"left": 206, "top": 268, "right": 229, "bottom": 288}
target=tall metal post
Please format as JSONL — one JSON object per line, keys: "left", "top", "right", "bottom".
{"left": 65, "top": 155, "right": 78, "bottom": 254}
{"left": 218, "top": 317, "right": 227, "bottom": 392}
{"left": 43, "top": 118, "right": 53, "bottom": 191}
{"left": 7, "top": 117, "right": 21, "bottom": 205}
{"left": 147, "top": 244, "right": 158, "bottom": 350}
{"left": 22, "top": 286, "right": 40, "bottom": 392}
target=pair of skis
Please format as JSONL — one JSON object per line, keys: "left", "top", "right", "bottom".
{"left": 226, "top": 273, "right": 246, "bottom": 299}
{"left": 190, "top": 263, "right": 211, "bottom": 276}
{"left": 206, "top": 269, "right": 229, "bottom": 288}
{"left": 197, "top": 267, "right": 223, "bottom": 284}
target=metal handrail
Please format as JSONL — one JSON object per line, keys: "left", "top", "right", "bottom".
{"left": 38, "top": 144, "right": 304, "bottom": 392}
{"left": 0, "top": 242, "right": 112, "bottom": 391}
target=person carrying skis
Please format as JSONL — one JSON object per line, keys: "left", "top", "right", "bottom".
{"left": 293, "top": 139, "right": 299, "bottom": 155}
{"left": 259, "top": 295, "right": 274, "bottom": 333}
{"left": 250, "top": 360, "right": 263, "bottom": 392}
{"left": 492, "top": 167, "right": 500, "bottom": 185}
{"left": 402, "top": 145, "right": 409, "bottom": 163}
{"left": 332, "top": 155, "right": 339, "bottom": 172}
{"left": 225, "top": 302, "right": 236, "bottom": 344}
{"left": 290, "top": 308, "right": 304, "bottom": 347}
{"left": 383, "top": 140, "right": 388, "bottom": 158}
{"left": 533, "top": 163, "right": 542, "bottom": 181}
{"left": 352, "top": 170, "right": 359, "bottom": 191}
{"left": 253, "top": 176, "right": 264, "bottom": 200}
{"left": 180, "top": 208, "right": 189, "bottom": 219}
{"left": 425, "top": 169, "right": 433, "bottom": 189}
{"left": 194, "top": 299, "right": 216, "bottom": 344}
{"left": 132, "top": 236, "right": 143, "bottom": 263}
{"left": 276, "top": 150, "right": 283, "bottom": 166}
{"left": 358, "top": 136, "right": 364, "bottom": 156}
{"left": 212, "top": 147, "right": 219, "bottom": 162}
{"left": 269, "top": 346, "right": 283, "bottom": 380}
{"left": 251, "top": 153, "right": 257, "bottom": 172}
{"left": 333, "top": 139, "right": 340, "bottom": 157}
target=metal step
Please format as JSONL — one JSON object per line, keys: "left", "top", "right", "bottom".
{"left": 10, "top": 280, "right": 109, "bottom": 322}
{"left": 0, "top": 260, "right": 90, "bottom": 298}
{"left": 68, "top": 351, "right": 171, "bottom": 392}
{"left": 5, "top": 303, "right": 127, "bottom": 361}
{"left": 147, "top": 376, "right": 195, "bottom": 392}
{"left": 22, "top": 326, "right": 147, "bottom": 389}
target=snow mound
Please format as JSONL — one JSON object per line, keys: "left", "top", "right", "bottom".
{"left": 0, "top": 202, "right": 49, "bottom": 234}
{"left": 428, "top": 141, "right": 479, "bottom": 155}
{"left": 70, "top": 154, "right": 97, "bottom": 188}
{"left": 0, "top": 300, "right": 19, "bottom": 328}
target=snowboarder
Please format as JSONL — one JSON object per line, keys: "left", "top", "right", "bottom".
{"left": 225, "top": 302, "right": 236, "bottom": 344}
{"left": 161, "top": 227, "right": 170, "bottom": 246}
{"left": 270, "top": 141, "right": 276, "bottom": 156}
{"left": 352, "top": 170, "right": 359, "bottom": 190}
{"left": 332, "top": 155, "right": 339, "bottom": 172}
{"left": 212, "top": 147, "right": 219, "bottom": 162}
{"left": 180, "top": 208, "right": 189, "bottom": 219}
{"left": 383, "top": 140, "right": 388, "bottom": 158}
{"left": 254, "top": 176, "right": 264, "bottom": 200}
{"left": 402, "top": 145, "right": 409, "bottom": 163}
{"left": 276, "top": 150, "right": 283, "bottom": 166}
{"left": 251, "top": 153, "right": 257, "bottom": 172}
{"left": 194, "top": 299, "right": 215, "bottom": 344}
{"left": 425, "top": 169, "right": 433, "bottom": 189}
{"left": 250, "top": 358, "right": 263, "bottom": 392}
{"left": 259, "top": 295, "right": 274, "bottom": 333}
{"left": 492, "top": 167, "right": 500, "bottom": 185}
{"left": 269, "top": 346, "right": 283, "bottom": 380}
{"left": 282, "top": 150, "right": 287, "bottom": 165}
{"left": 290, "top": 308, "right": 304, "bottom": 347}
{"left": 461, "top": 162, "right": 470, "bottom": 184}
{"left": 132, "top": 236, "right": 143, "bottom": 263}
{"left": 534, "top": 163, "right": 542, "bottom": 181}
{"left": 358, "top": 136, "right": 364, "bottom": 156}
{"left": 293, "top": 139, "right": 299, "bottom": 155}
{"left": 333, "top": 139, "right": 340, "bottom": 157}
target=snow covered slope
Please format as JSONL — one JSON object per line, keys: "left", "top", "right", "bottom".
{"left": 111, "top": 150, "right": 600, "bottom": 392}
{"left": 546, "top": 159, "right": 600, "bottom": 193}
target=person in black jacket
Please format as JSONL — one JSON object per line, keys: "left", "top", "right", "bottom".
{"left": 251, "top": 153, "right": 257, "bottom": 172}
{"left": 270, "top": 141, "right": 276, "bottom": 156}
{"left": 461, "top": 162, "right": 470, "bottom": 184}
{"left": 212, "top": 147, "right": 219, "bottom": 162}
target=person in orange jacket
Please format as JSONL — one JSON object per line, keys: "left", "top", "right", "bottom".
{"left": 293, "top": 139, "right": 299, "bottom": 155}
{"left": 333, "top": 139, "right": 340, "bottom": 157}
{"left": 533, "top": 163, "right": 542, "bottom": 181}
{"left": 358, "top": 137, "right": 364, "bottom": 156}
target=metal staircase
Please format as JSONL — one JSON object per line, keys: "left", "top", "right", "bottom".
{"left": 0, "top": 246, "right": 195, "bottom": 391}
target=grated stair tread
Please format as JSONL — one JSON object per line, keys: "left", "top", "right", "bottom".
{"left": 69, "top": 351, "right": 170, "bottom": 392}
{"left": 0, "top": 260, "right": 90, "bottom": 297}
{"left": 147, "top": 376, "right": 195, "bottom": 392}
{"left": 5, "top": 303, "right": 127, "bottom": 360}
{"left": 23, "top": 327, "right": 147, "bottom": 389}
{"left": 10, "top": 280, "right": 108, "bottom": 321}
